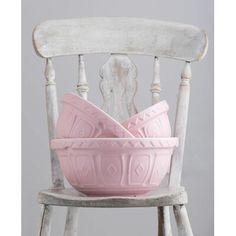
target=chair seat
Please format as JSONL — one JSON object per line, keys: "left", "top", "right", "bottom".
{"left": 38, "top": 186, "right": 187, "bottom": 208}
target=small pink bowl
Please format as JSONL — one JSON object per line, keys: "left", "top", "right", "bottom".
{"left": 51, "top": 138, "right": 178, "bottom": 196}
{"left": 56, "top": 93, "right": 134, "bottom": 138}
{"left": 122, "top": 100, "right": 171, "bottom": 138}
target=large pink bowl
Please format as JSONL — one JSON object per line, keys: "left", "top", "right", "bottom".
{"left": 56, "top": 93, "right": 134, "bottom": 138}
{"left": 51, "top": 138, "right": 178, "bottom": 196}
{"left": 122, "top": 100, "right": 171, "bottom": 138}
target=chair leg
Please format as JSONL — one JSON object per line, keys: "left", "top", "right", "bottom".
{"left": 64, "top": 207, "right": 80, "bottom": 236}
{"left": 38, "top": 204, "right": 53, "bottom": 236}
{"left": 173, "top": 205, "right": 193, "bottom": 236}
{"left": 158, "top": 206, "right": 172, "bottom": 236}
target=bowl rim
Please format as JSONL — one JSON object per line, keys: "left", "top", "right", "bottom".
{"left": 51, "top": 137, "right": 179, "bottom": 149}
{"left": 61, "top": 92, "right": 135, "bottom": 138}
{"left": 122, "top": 100, "right": 169, "bottom": 126}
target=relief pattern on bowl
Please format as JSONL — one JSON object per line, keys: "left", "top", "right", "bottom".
{"left": 122, "top": 100, "right": 171, "bottom": 138}
{"left": 51, "top": 138, "right": 178, "bottom": 196}
{"left": 56, "top": 93, "right": 134, "bottom": 138}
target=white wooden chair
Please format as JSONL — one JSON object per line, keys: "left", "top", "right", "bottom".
{"left": 33, "top": 18, "right": 208, "bottom": 236}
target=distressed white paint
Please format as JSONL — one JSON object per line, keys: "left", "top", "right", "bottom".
{"left": 38, "top": 205, "right": 53, "bottom": 236}
{"left": 33, "top": 18, "right": 208, "bottom": 61}
{"left": 76, "top": 55, "right": 89, "bottom": 99}
{"left": 44, "top": 58, "right": 64, "bottom": 188}
{"left": 150, "top": 62, "right": 172, "bottom": 236}
{"left": 38, "top": 187, "right": 187, "bottom": 208}
{"left": 150, "top": 59, "right": 172, "bottom": 236}
{"left": 64, "top": 207, "right": 80, "bottom": 236}
{"left": 99, "top": 54, "right": 137, "bottom": 122}
{"left": 158, "top": 206, "right": 172, "bottom": 236}
{"left": 173, "top": 205, "right": 193, "bottom": 236}
{"left": 151, "top": 57, "right": 161, "bottom": 104}
{"left": 64, "top": 59, "right": 88, "bottom": 235}
{"left": 169, "top": 62, "right": 192, "bottom": 186}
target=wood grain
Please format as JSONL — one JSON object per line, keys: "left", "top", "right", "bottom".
{"left": 99, "top": 54, "right": 137, "bottom": 122}
{"left": 169, "top": 62, "right": 192, "bottom": 187}
{"left": 44, "top": 58, "right": 64, "bottom": 188}
{"left": 76, "top": 55, "right": 89, "bottom": 99}
{"left": 173, "top": 205, "right": 193, "bottom": 236}
{"left": 151, "top": 56, "right": 161, "bottom": 104}
{"left": 38, "top": 205, "right": 53, "bottom": 236}
{"left": 38, "top": 187, "right": 187, "bottom": 208}
{"left": 33, "top": 18, "right": 208, "bottom": 61}
{"left": 64, "top": 207, "right": 80, "bottom": 236}
{"left": 158, "top": 206, "right": 172, "bottom": 236}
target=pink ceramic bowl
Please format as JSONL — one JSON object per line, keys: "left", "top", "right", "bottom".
{"left": 122, "top": 100, "right": 171, "bottom": 138}
{"left": 56, "top": 93, "right": 134, "bottom": 138}
{"left": 51, "top": 138, "right": 178, "bottom": 196}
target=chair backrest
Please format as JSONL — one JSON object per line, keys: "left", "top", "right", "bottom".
{"left": 33, "top": 17, "right": 208, "bottom": 189}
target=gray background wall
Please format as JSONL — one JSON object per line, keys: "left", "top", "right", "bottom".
{"left": 22, "top": 0, "right": 213, "bottom": 235}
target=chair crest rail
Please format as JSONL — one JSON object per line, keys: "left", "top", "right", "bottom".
{"left": 33, "top": 17, "right": 208, "bottom": 62}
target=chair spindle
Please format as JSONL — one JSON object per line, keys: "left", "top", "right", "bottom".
{"left": 151, "top": 57, "right": 172, "bottom": 236}
{"left": 77, "top": 55, "right": 89, "bottom": 99}
{"left": 169, "top": 62, "right": 192, "bottom": 186}
{"left": 151, "top": 56, "right": 161, "bottom": 104}
{"left": 44, "top": 58, "right": 64, "bottom": 188}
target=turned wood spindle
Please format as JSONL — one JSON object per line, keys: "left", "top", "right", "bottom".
{"left": 44, "top": 58, "right": 64, "bottom": 188}
{"left": 77, "top": 55, "right": 89, "bottom": 99}
{"left": 151, "top": 56, "right": 161, "bottom": 104}
{"left": 169, "top": 62, "right": 192, "bottom": 186}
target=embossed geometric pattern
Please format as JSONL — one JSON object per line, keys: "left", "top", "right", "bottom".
{"left": 52, "top": 138, "right": 178, "bottom": 196}
{"left": 122, "top": 100, "right": 171, "bottom": 138}
{"left": 129, "top": 154, "right": 150, "bottom": 185}
{"left": 52, "top": 138, "right": 178, "bottom": 150}
{"left": 107, "top": 165, "right": 117, "bottom": 176}
{"left": 71, "top": 154, "right": 96, "bottom": 186}
{"left": 135, "top": 163, "right": 144, "bottom": 176}
{"left": 56, "top": 93, "right": 134, "bottom": 138}
{"left": 100, "top": 155, "right": 122, "bottom": 186}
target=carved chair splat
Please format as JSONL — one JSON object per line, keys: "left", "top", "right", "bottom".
{"left": 99, "top": 54, "right": 138, "bottom": 122}
{"left": 33, "top": 17, "right": 208, "bottom": 236}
